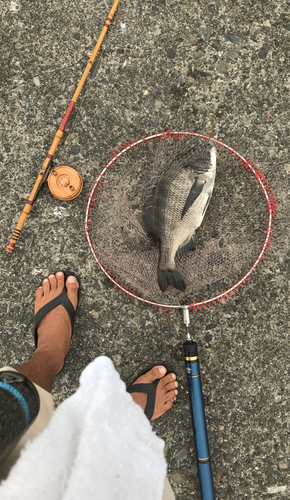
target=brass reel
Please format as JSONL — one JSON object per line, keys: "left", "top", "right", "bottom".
{"left": 48, "top": 166, "right": 83, "bottom": 201}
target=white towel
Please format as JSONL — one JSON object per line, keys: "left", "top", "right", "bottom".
{"left": 0, "top": 357, "right": 166, "bottom": 500}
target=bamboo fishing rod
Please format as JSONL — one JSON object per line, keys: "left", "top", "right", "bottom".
{"left": 6, "top": 0, "right": 120, "bottom": 253}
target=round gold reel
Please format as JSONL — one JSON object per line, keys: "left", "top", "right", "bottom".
{"left": 48, "top": 166, "right": 83, "bottom": 201}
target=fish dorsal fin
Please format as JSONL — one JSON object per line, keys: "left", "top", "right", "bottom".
{"left": 144, "top": 191, "right": 158, "bottom": 243}
{"left": 181, "top": 178, "right": 205, "bottom": 219}
{"left": 176, "top": 234, "right": 197, "bottom": 256}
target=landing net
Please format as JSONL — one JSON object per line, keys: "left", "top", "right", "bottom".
{"left": 85, "top": 131, "right": 277, "bottom": 311}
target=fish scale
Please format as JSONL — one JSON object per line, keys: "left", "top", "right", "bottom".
{"left": 162, "top": 188, "right": 209, "bottom": 270}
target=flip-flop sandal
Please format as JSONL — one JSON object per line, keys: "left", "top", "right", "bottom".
{"left": 33, "top": 270, "right": 80, "bottom": 349}
{"left": 126, "top": 363, "right": 175, "bottom": 421}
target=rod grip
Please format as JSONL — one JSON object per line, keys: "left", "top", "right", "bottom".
{"left": 6, "top": 198, "right": 35, "bottom": 253}
{"left": 6, "top": 229, "right": 22, "bottom": 253}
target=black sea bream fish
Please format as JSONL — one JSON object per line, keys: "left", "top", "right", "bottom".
{"left": 144, "top": 144, "right": 217, "bottom": 293}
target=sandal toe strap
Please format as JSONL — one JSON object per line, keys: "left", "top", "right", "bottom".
{"left": 127, "top": 380, "right": 159, "bottom": 421}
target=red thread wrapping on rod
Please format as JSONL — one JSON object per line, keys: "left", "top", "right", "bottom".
{"left": 59, "top": 101, "right": 76, "bottom": 132}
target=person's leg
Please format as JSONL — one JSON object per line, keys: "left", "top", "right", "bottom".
{"left": 17, "top": 272, "right": 79, "bottom": 392}
{"left": 17, "top": 271, "right": 178, "bottom": 417}
{"left": 129, "top": 367, "right": 178, "bottom": 499}
{"left": 2, "top": 272, "right": 176, "bottom": 497}
{"left": 0, "top": 272, "right": 80, "bottom": 481}
{"left": 162, "top": 477, "right": 175, "bottom": 500}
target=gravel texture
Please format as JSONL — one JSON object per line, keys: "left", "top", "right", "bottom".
{"left": 1, "top": 1, "right": 290, "bottom": 498}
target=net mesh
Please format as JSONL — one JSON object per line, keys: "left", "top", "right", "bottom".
{"left": 87, "top": 132, "right": 276, "bottom": 307}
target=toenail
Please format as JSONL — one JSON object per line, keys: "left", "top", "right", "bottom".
{"left": 158, "top": 366, "right": 166, "bottom": 375}
{"left": 174, "top": 382, "right": 178, "bottom": 387}
{"left": 49, "top": 274, "right": 55, "bottom": 279}
{"left": 57, "top": 272, "right": 63, "bottom": 277}
{"left": 43, "top": 279, "right": 48, "bottom": 283}
{"left": 174, "top": 389, "right": 178, "bottom": 395}
{"left": 68, "top": 276, "right": 76, "bottom": 283}
{"left": 171, "top": 374, "right": 176, "bottom": 380}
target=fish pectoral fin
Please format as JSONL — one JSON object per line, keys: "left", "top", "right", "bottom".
{"left": 181, "top": 178, "right": 205, "bottom": 219}
{"left": 176, "top": 234, "right": 197, "bottom": 256}
{"left": 144, "top": 192, "right": 158, "bottom": 243}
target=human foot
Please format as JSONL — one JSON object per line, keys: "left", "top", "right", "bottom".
{"left": 129, "top": 366, "right": 178, "bottom": 420}
{"left": 34, "top": 272, "right": 79, "bottom": 375}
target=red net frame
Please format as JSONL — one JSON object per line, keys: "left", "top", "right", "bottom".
{"left": 85, "top": 130, "right": 277, "bottom": 311}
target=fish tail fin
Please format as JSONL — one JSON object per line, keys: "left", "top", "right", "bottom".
{"left": 158, "top": 266, "right": 186, "bottom": 293}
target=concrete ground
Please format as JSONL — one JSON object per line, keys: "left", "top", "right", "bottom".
{"left": 1, "top": 0, "right": 290, "bottom": 498}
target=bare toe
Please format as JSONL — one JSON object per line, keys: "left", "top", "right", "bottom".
{"left": 65, "top": 276, "right": 79, "bottom": 311}
{"left": 35, "top": 287, "right": 44, "bottom": 300}
{"left": 159, "top": 372, "right": 176, "bottom": 389}
{"left": 48, "top": 274, "right": 57, "bottom": 290}
{"left": 163, "top": 380, "right": 178, "bottom": 393}
{"left": 42, "top": 278, "right": 50, "bottom": 295}
{"left": 163, "top": 400, "right": 174, "bottom": 410}
{"left": 56, "top": 272, "right": 65, "bottom": 290}
{"left": 164, "top": 389, "right": 178, "bottom": 401}
{"left": 144, "top": 365, "right": 167, "bottom": 383}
